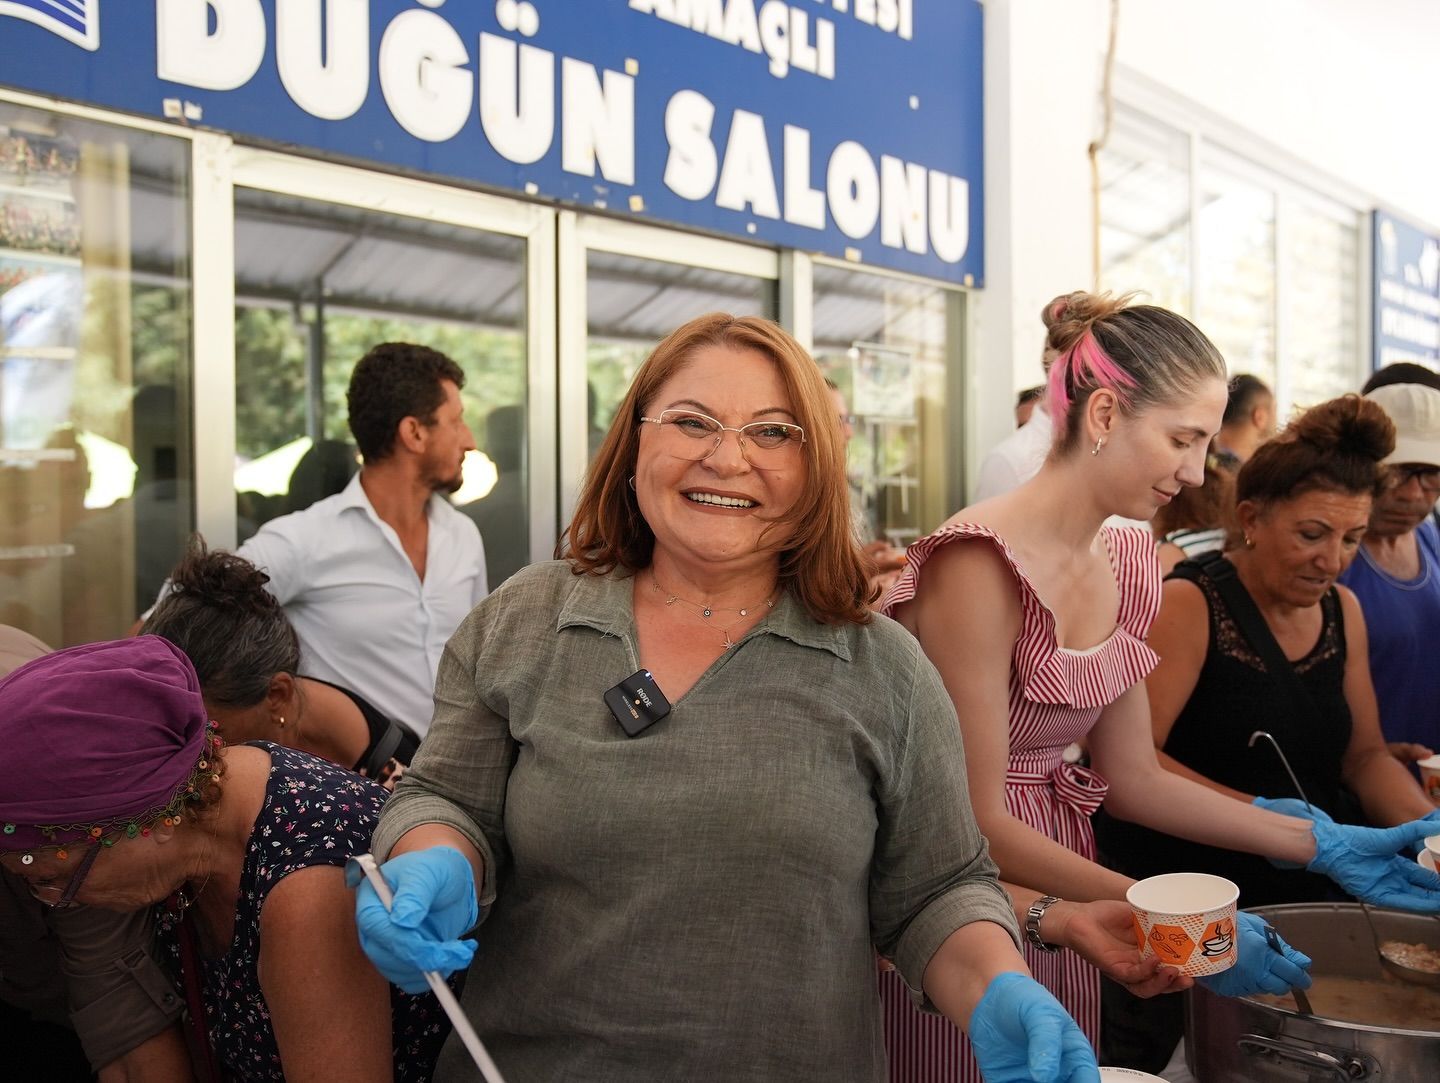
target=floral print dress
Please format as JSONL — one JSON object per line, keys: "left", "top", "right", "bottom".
{"left": 156, "top": 742, "right": 450, "bottom": 1082}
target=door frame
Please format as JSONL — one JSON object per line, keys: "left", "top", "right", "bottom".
{"left": 198, "top": 146, "right": 558, "bottom": 561}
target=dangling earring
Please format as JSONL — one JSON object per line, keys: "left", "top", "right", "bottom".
{"left": 1243, "top": 534, "right": 1255, "bottom": 550}
{"left": 1092, "top": 437, "right": 1104, "bottom": 456}
{"left": 628, "top": 475, "right": 636, "bottom": 491}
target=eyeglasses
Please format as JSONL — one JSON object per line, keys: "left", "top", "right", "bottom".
{"left": 639, "top": 409, "right": 806, "bottom": 467}
{"left": 27, "top": 841, "right": 103, "bottom": 910}
{"left": 1388, "top": 464, "right": 1440, "bottom": 493}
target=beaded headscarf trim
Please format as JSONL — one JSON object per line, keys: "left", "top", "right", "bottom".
{"left": 4, "top": 721, "right": 224, "bottom": 866}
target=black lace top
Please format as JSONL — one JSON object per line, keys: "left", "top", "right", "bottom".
{"left": 1097, "top": 556, "right": 1352, "bottom": 906}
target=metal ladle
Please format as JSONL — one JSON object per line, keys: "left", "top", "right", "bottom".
{"left": 1249, "top": 729, "right": 1440, "bottom": 988}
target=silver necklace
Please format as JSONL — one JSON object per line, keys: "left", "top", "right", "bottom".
{"left": 649, "top": 571, "right": 777, "bottom": 648}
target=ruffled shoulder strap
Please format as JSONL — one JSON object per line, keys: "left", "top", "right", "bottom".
{"left": 1101, "top": 525, "right": 1163, "bottom": 642}
{"left": 883, "top": 522, "right": 1159, "bottom": 708}
{"left": 880, "top": 521, "right": 1062, "bottom": 684}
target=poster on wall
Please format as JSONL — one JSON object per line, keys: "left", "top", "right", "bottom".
{"left": 1372, "top": 210, "right": 1440, "bottom": 371}
{"left": 0, "top": 1, "right": 985, "bottom": 286}
{"left": 0, "top": 125, "right": 82, "bottom": 449}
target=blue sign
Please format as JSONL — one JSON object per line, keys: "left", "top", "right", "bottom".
{"left": 1373, "top": 210, "right": 1440, "bottom": 371}
{"left": 0, "top": 1, "right": 984, "bottom": 285}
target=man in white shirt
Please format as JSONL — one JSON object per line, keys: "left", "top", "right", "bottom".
{"left": 972, "top": 337, "right": 1150, "bottom": 529}
{"left": 973, "top": 396, "right": 1054, "bottom": 501}
{"left": 193, "top": 344, "right": 487, "bottom": 735}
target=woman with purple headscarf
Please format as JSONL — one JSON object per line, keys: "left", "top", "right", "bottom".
{"left": 0, "top": 636, "right": 448, "bottom": 1082}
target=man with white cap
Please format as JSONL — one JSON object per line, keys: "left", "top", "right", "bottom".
{"left": 1339, "top": 381, "right": 1440, "bottom": 759}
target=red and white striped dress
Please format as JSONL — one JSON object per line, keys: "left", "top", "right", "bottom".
{"left": 877, "top": 522, "right": 1160, "bottom": 1083}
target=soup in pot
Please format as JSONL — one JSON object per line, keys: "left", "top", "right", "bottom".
{"left": 1251, "top": 975, "right": 1440, "bottom": 1031}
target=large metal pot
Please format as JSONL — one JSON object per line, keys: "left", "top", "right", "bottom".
{"left": 1186, "top": 903, "right": 1440, "bottom": 1082}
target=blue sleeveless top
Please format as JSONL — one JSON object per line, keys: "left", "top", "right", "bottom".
{"left": 1339, "top": 518, "right": 1440, "bottom": 751}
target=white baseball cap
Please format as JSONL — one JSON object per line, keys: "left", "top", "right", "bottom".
{"left": 1367, "top": 382, "right": 1440, "bottom": 468}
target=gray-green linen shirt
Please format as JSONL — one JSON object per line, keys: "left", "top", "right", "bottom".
{"left": 373, "top": 561, "right": 1016, "bottom": 1082}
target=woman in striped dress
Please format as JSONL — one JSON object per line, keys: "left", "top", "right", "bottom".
{"left": 878, "top": 291, "right": 1440, "bottom": 1082}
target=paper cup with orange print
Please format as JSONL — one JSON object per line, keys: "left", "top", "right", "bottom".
{"left": 1126, "top": 873, "right": 1239, "bottom": 977}
{"left": 1419, "top": 755, "right": 1440, "bottom": 805}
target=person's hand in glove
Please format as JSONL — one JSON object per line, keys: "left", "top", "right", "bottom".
{"left": 1251, "top": 797, "right": 1332, "bottom": 867}
{"left": 1252, "top": 796, "right": 1332, "bottom": 824}
{"left": 1306, "top": 818, "right": 1440, "bottom": 911}
{"left": 353, "top": 846, "right": 479, "bottom": 994}
{"left": 968, "top": 972, "right": 1100, "bottom": 1083}
{"left": 1197, "top": 911, "right": 1311, "bottom": 997}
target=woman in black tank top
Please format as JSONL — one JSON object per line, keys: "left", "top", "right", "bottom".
{"left": 1096, "top": 396, "right": 1437, "bottom": 1073}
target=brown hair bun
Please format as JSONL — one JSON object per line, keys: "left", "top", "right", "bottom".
{"left": 1042, "top": 291, "right": 1133, "bottom": 355}
{"left": 1236, "top": 394, "right": 1394, "bottom": 507}
{"left": 1287, "top": 394, "right": 1395, "bottom": 462}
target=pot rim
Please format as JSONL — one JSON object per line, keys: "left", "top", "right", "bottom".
{"left": 1202, "top": 902, "right": 1440, "bottom": 1038}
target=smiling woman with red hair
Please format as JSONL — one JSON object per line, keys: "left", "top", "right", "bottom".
{"left": 351, "top": 312, "right": 1104, "bottom": 1083}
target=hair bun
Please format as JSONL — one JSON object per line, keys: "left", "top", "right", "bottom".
{"left": 1288, "top": 394, "right": 1395, "bottom": 463}
{"left": 169, "top": 543, "right": 281, "bottom": 619}
{"left": 1042, "top": 290, "right": 1134, "bottom": 354}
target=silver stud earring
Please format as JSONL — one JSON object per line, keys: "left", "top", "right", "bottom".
{"left": 1092, "top": 438, "right": 1104, "bottom": 456}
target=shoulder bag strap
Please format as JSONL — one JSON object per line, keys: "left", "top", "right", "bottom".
{"left": 1189, "top": 552, "right": 1320, "bottom": 716}
{"left": 361, "top": 720, "right": 407, "bottom": 781}
{"left": 168, "top": 898, "right": 224, "bottom": 1083}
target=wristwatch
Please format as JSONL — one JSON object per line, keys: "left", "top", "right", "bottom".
{"left": 1025, "top": 895, "right": 1063, "bottom": 953}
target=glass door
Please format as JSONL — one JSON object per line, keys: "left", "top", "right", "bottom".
{"left": 0, "top": 97, "right": 195, "bottom": 646}
{"left": 221, "top": 151, "right": 555, "bottom": 588}
{"left": 557, "top": 213, "right": 779, "bottom": 519}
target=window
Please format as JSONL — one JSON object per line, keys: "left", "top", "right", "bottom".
{"left": 1284, "top": 197, "right": 1360, "bottom": 410}
{"left": 585, "top": 250, "right": 777, "bottom": 445}
{"left": 231, "top": 190, "right": 529, "bottom": 587}
{"left": 1100, "top": 106, "right": 1362, "bottom": 411}
{"left": 1196, "top": 156, "right": 1277, "bottom": 388}
{"left": 1098, "top": 108, "right": 1192, "bottom": 316}
{"left": 812, "top": 264, "right": 962, "bottom": 547}
{"left": 0, "top": 102, "right": 193, "bottom": 646}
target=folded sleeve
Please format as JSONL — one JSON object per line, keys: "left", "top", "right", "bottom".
{"left": 235, "top": 520, "right": 307, "bottom": 606}
{"left": 49, "top": 904, "right": 183, "bottom": 1070}
{"left": 869, "top": 641, "right": 1019, "bottom": 1008}
{"left": 371, "top": 596, "right": 517, "bottom": 911}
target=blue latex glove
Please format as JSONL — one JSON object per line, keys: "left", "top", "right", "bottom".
{"left": 1252, "top": 797, "right": 1333, "bottom": 867}
{"left": 1251, "top": 796, "right": 1333, "bottom": 824}
{"left": 354, "top": 847, "right": 480, "bottom": 994}
{"left": 1411, "top": 809, "right": 1440, "bottom": 856}
{"left": 1307, "top": 818, "right": 1440, "bottom": 912}
{"left": 1197, "top": 911, "right": 1311, "bottom": 997}
{"left": 969, "top": 972, "right": 1100, "bottom": 1083}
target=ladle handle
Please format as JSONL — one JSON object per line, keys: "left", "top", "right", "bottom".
{"left": 1261, "top": 923, "right": 1313, "bottom": 1015}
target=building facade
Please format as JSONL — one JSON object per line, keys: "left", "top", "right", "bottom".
{"left": 1, "top": 0, "right": 1436, "bottom": 650}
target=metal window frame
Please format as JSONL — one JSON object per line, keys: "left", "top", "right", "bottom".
{"left": 556, "top": 213, "right": 781, "bottom": 522}
{"left": 0, "top": 88, "right": 975, "bottom": 565}
{"left": 218, "top": 148, "right": 559, "bottom": 563}
{"left": 809, "top": 255, "right": 971, "bottom": 519}
{"left": 1108, "top": 71, "right": 1371, "bottom": 411}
